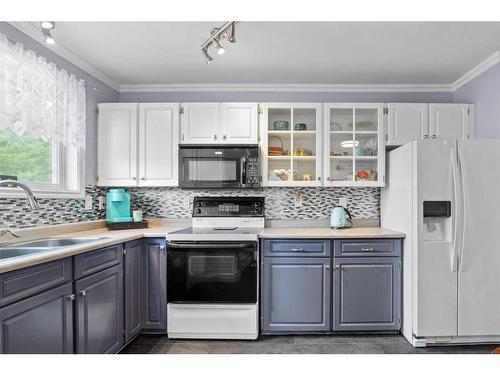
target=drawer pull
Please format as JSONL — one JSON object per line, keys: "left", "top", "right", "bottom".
{"left": 291, "top": 248, "right": 304, "bottom": 252}
{"left": 361, "top": 247, "right": 375, "bottom": 252}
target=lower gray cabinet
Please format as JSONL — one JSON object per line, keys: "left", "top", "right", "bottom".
{"left": 0, "top": 282, "right": 74, "bottom": 354}
{"left": 262, "top": 257, "right": 331, "bottom": 333}
{"left": 333, "top": 257, "right": 401, "bottom": 331}
{"left": 75, "top": 264, "right": 124, "bottom": 353}
{"left": 142, "top": 238, "right": 167, "bottom": 331}
{"left": 124, "top": 240, "right": 143, "bottom": 342}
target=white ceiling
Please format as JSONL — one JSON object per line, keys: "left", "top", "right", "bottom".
{"left": 19, "top": 21, "right": 500, "bottom": 88}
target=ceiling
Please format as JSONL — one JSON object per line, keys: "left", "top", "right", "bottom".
{"left": 17, "top": 21, "right": 500, "bottom": 89}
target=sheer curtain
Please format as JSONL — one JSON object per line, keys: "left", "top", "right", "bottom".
{"left": 0, "top": 32, "right": 86, "bottom": 149}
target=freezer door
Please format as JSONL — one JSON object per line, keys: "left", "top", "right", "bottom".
{"left": 414, "top": 140, "right": 458, "bottom": 337}
{"left": 457, "top": 140, "right": 500, "bottom": 336}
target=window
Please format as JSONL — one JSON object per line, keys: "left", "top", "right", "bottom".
{"left": 0, "top": 32, "right": 86, "bottom": 198}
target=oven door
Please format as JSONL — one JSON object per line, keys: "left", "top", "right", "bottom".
{"left": 179, "top": 146, "right": 248, "bottom": 188}
{"left": 167, "top": 241, "right": 257, "bottom": 303}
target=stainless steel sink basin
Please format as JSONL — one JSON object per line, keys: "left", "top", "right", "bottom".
{"left": 9, "top": 237, "right": 109, "bottom": 248}
{"left": 0, "top": 237, "right": 109, "bottom": 262}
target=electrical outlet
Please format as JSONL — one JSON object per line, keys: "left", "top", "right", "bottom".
{"left": 84, "top": 195, "right": 93, "bottom": 211}
{"left": 338, "top": 197, "right": 348, "bottom": 207}
{"left": 98, "top": 196, "right": 105, "bottom": 210}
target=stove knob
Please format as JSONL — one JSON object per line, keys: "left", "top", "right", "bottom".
{"left": 196, "top": 208, "right": 202, "bottom": 214}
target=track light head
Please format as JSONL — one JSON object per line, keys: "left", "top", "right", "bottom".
{"left": 212, "top": 38, "right": 225, "bottom": 55}
{"left": 202, "top": 48, "right": 213, "bottom": 64}
{"left": 40, "top": 21, "right": 55, "bottom": 30}
{"left": 228, "top": 23, "right": 236, "bottom": 43}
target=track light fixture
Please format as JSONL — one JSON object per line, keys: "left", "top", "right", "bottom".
{"left": 40, "top": 22, "right": 56, "bottom": 44}
{"left": 200, "top": 21, "right": 236, "bottom": 64}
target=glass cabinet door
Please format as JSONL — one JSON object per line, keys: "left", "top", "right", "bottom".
{"left": 326, "top": 104, "right": 384, "bottom": 186}
{"left": 263, "top": 104, "right": 321, "bottom": 186}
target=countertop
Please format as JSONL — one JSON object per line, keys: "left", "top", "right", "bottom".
{"left": 0, "top": 221, "right": 404, "bottom": 274}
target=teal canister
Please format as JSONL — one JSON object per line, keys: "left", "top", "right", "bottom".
{"left": 330, "top": 206, "right": 353, "bottom": 229}
{"left": 106, "top": 188, "right": 132, "bottom": 223}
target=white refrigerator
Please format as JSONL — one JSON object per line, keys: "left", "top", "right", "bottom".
{"left": 381, "top": 139, "right": 500, "bottom": 347}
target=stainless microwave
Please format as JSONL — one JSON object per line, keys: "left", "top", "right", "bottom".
{"left": 178, "top": 145, "right": 260, "bottom": 189}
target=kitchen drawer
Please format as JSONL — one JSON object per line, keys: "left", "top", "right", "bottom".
{"left": 74, "top": 244, "right": 123, "bottom": 280}
{"left": 333, "top": 239, "right": 401, "bottom": 257}
{"left": 0, "top": 259, "right": 72, "bottom": 308}
{"left": 263, "top": 240, "right": 330, "bottom": 257}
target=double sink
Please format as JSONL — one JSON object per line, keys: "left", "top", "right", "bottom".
{"left": 0, "top": 237, "right": 109, "bottom": 261}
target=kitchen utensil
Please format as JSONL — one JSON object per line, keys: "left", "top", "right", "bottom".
{"left": 330, "top": 205, "right": 353, "bottom": 229}
{"left": 268, "top": 136, "right": 284, "bottom": 156}
{"left": 294, "top": 123, "right": 307, "bottom": 131}
{"left": 273, "top": 120, "right": 289, "bottom": 131}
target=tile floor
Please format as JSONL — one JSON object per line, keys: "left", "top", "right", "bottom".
{"left": 120, "top": 334, "right": 498, "bottom": 354}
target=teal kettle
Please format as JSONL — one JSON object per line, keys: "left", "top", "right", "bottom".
{"left": 330, "top": 206, "right": 353, "bottom": 229}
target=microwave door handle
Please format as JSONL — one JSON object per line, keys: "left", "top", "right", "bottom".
{"left": 241, "top": 156, "right": 247, "bottom": 187}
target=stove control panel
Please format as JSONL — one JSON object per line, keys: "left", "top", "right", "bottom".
{"left": 192, "top": 196, "right": 265, "bottom": 217}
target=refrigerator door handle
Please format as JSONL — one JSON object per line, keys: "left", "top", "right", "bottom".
{"left": 450, "top": 147, "right": 460, "bottom": 272}
{"left": 458, "top": 144, "right": 468, "bottom": 272}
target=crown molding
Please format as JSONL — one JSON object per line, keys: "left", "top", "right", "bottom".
{"left": 452, "top": 51, "right": 500, "bottom": 91}
{"left": 119, "top": 83, "right": 454, "bottom": 93}
{"left": 8, "top": 22, "right": 120, "bottom": 91}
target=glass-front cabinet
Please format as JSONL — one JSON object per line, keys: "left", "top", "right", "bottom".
{"left": 261, "top": 103, "right": 322, "bottom": 186}
{"left": 324, "top": 104, "right": 385, "bottom": 187}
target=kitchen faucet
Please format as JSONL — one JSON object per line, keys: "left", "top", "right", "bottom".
{"left": 0, "top": 180, "right": 42, "bottom": 240}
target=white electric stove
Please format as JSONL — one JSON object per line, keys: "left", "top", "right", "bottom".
{"left": 166, "top": 196, "right": 264, "bottom": 340}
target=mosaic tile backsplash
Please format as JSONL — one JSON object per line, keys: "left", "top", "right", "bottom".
{"left": 0, "top": 186, "right": 380, "bottom": 229}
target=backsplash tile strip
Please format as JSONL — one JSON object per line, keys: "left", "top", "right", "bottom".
{"left": 0, "top": 186, "right": 380, "bottom": 229}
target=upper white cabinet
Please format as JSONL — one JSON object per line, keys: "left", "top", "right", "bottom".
{"left": 429, "top": 103, "right": 473, "bottom": 141}
{"left": 260, "top": 103, "right": 322, "bottom": 187}
{"left": 324, "top": 103, "right": 385, "bottom": 187}
{"left": 387, "top": 103, "right": 429, "bottom": 145}
{"left": 220, "top": 103, "right": 258, "bottom": 144}
{"left": 386, "top": 103, "right": 474, "bottom": 146}
{"left": 138, "top": 103, "right": 179, "bottom": 186}
{"left": 98, "top": 103, "right": 138, "bottom": 186}
{"left": 98, "top": 103, "right": 179, "bottom": 187}
{"left": 180, "top": 102, "right": 258, "bottom": 144}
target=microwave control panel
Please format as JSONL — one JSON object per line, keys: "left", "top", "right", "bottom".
{"left": 193, "top": 196, "right": 265, "bottom": 217}
{"left": 245, "top": 157, "right": 259, "bottom": 186}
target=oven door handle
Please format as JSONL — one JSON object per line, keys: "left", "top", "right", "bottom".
{"left": 167, "top": 242, "right": 257, "bottom": 250}
{"left": 240, "top": 156, "right": 247, "bottom": 187}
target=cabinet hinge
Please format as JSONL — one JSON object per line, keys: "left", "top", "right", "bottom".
{"left": 96, "top": 108, "right": 99, "bottom": 115}
{"left": 398, "top": 317, "right": 401, "bottom": 324}
{"left": 467, "top": 108, "right": 470, "bottom": 115}
{"left": 257, "top": 104, "right": 263, "bottom": 115}
{"left": 179, "top": 107, "right": 184, "bottom": 114}
{"left": 383, "top": 107, "right": 388, "bottom": 115}
{"left": 385, "top": 133, "right": 388, "bottom": 142}
{"left": 123, "top": 329, "right": 126, "bottom": 340}
{"left": 122, "top": 248, "right": 127, "bottom": 256}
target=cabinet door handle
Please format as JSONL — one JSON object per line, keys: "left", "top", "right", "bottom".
{"left": 317, "top": 176, "right": 321, "bottom": 181}
{"left": 159, "top": 245, "right": 166, "bottom": 251}
{"left": 132, "top": 176, "right": 137, "bottom": 180}
{"left": 325, "top": 265, "right": 330, "bottom": 270}
{"left": 361, "top": 247, "right": 374, "bottom": 252}
{"left": 80, "top": 290, "right": 87, "bottom": 297}
{"left": 223, "top": 135, "right": 227, "bottom": 140}
{"left": 431, "top": 135, "right": 436, "bottom": 139}
{"left": 325, "top": 177, "right": 331, "bottom": 181}
{"left": 182, "top": 134, "right": 185, "bottom": 141}
{"left": 335, "top": 265, "right": 340, "bottom": 270}
{"left": 67, "top": 294, "right": 76, "bottom": 301}
{"left": 140, "top": 177, "right": 146, "bottom": 180}
{"left": 423, "top": 135, "right": 429, "bottom": 139}
{"left": 291, "top": 247, "right": 304, "bottom": 252}
{"left": 213, "top": 134, "right": 217, "bottom": 141}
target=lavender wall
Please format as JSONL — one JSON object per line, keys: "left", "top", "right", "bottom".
{"left": 119, "top": 91, "right": 453, "bottom": 103}
{"left": 453, "top": 62, "right": 500, "bottom": 138}
{"left": 0, "top": 22, "right": 119, "bottom": 185}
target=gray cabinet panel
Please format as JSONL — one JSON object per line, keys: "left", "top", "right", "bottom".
{"left": 0, "top": 259, "right": 72, "bottom": 308}
{"left": 142, "top": 238, "right": 167, "bottom": 331}
{"left": 75, "top": 264, "right": 124, "bottom": 353}
{"left": 74, "top": 244, "right": 123, "bottom": 279}
{"left": 262, "top": 257, "right": 331, "bottom": 332}
{"left": 0, "top": 282, "right": 74, "bottom": 353}
{"left": 263, "top": 240, "right": 330, "bottom": 257}
{"left": 333, "top": 257, "right": 401, "bottom": 331}
{"left": 334, "top": 239, "right": 401, "bottom": 257}
{"left": 124, "top": 239, "right": 143, "bottom": 342}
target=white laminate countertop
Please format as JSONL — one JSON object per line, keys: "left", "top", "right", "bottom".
{"left": 0, "top": 222, "right": 404, "bottom": 274}
{"left": 258, "top": 226, "right": 405, "bottom": 239}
